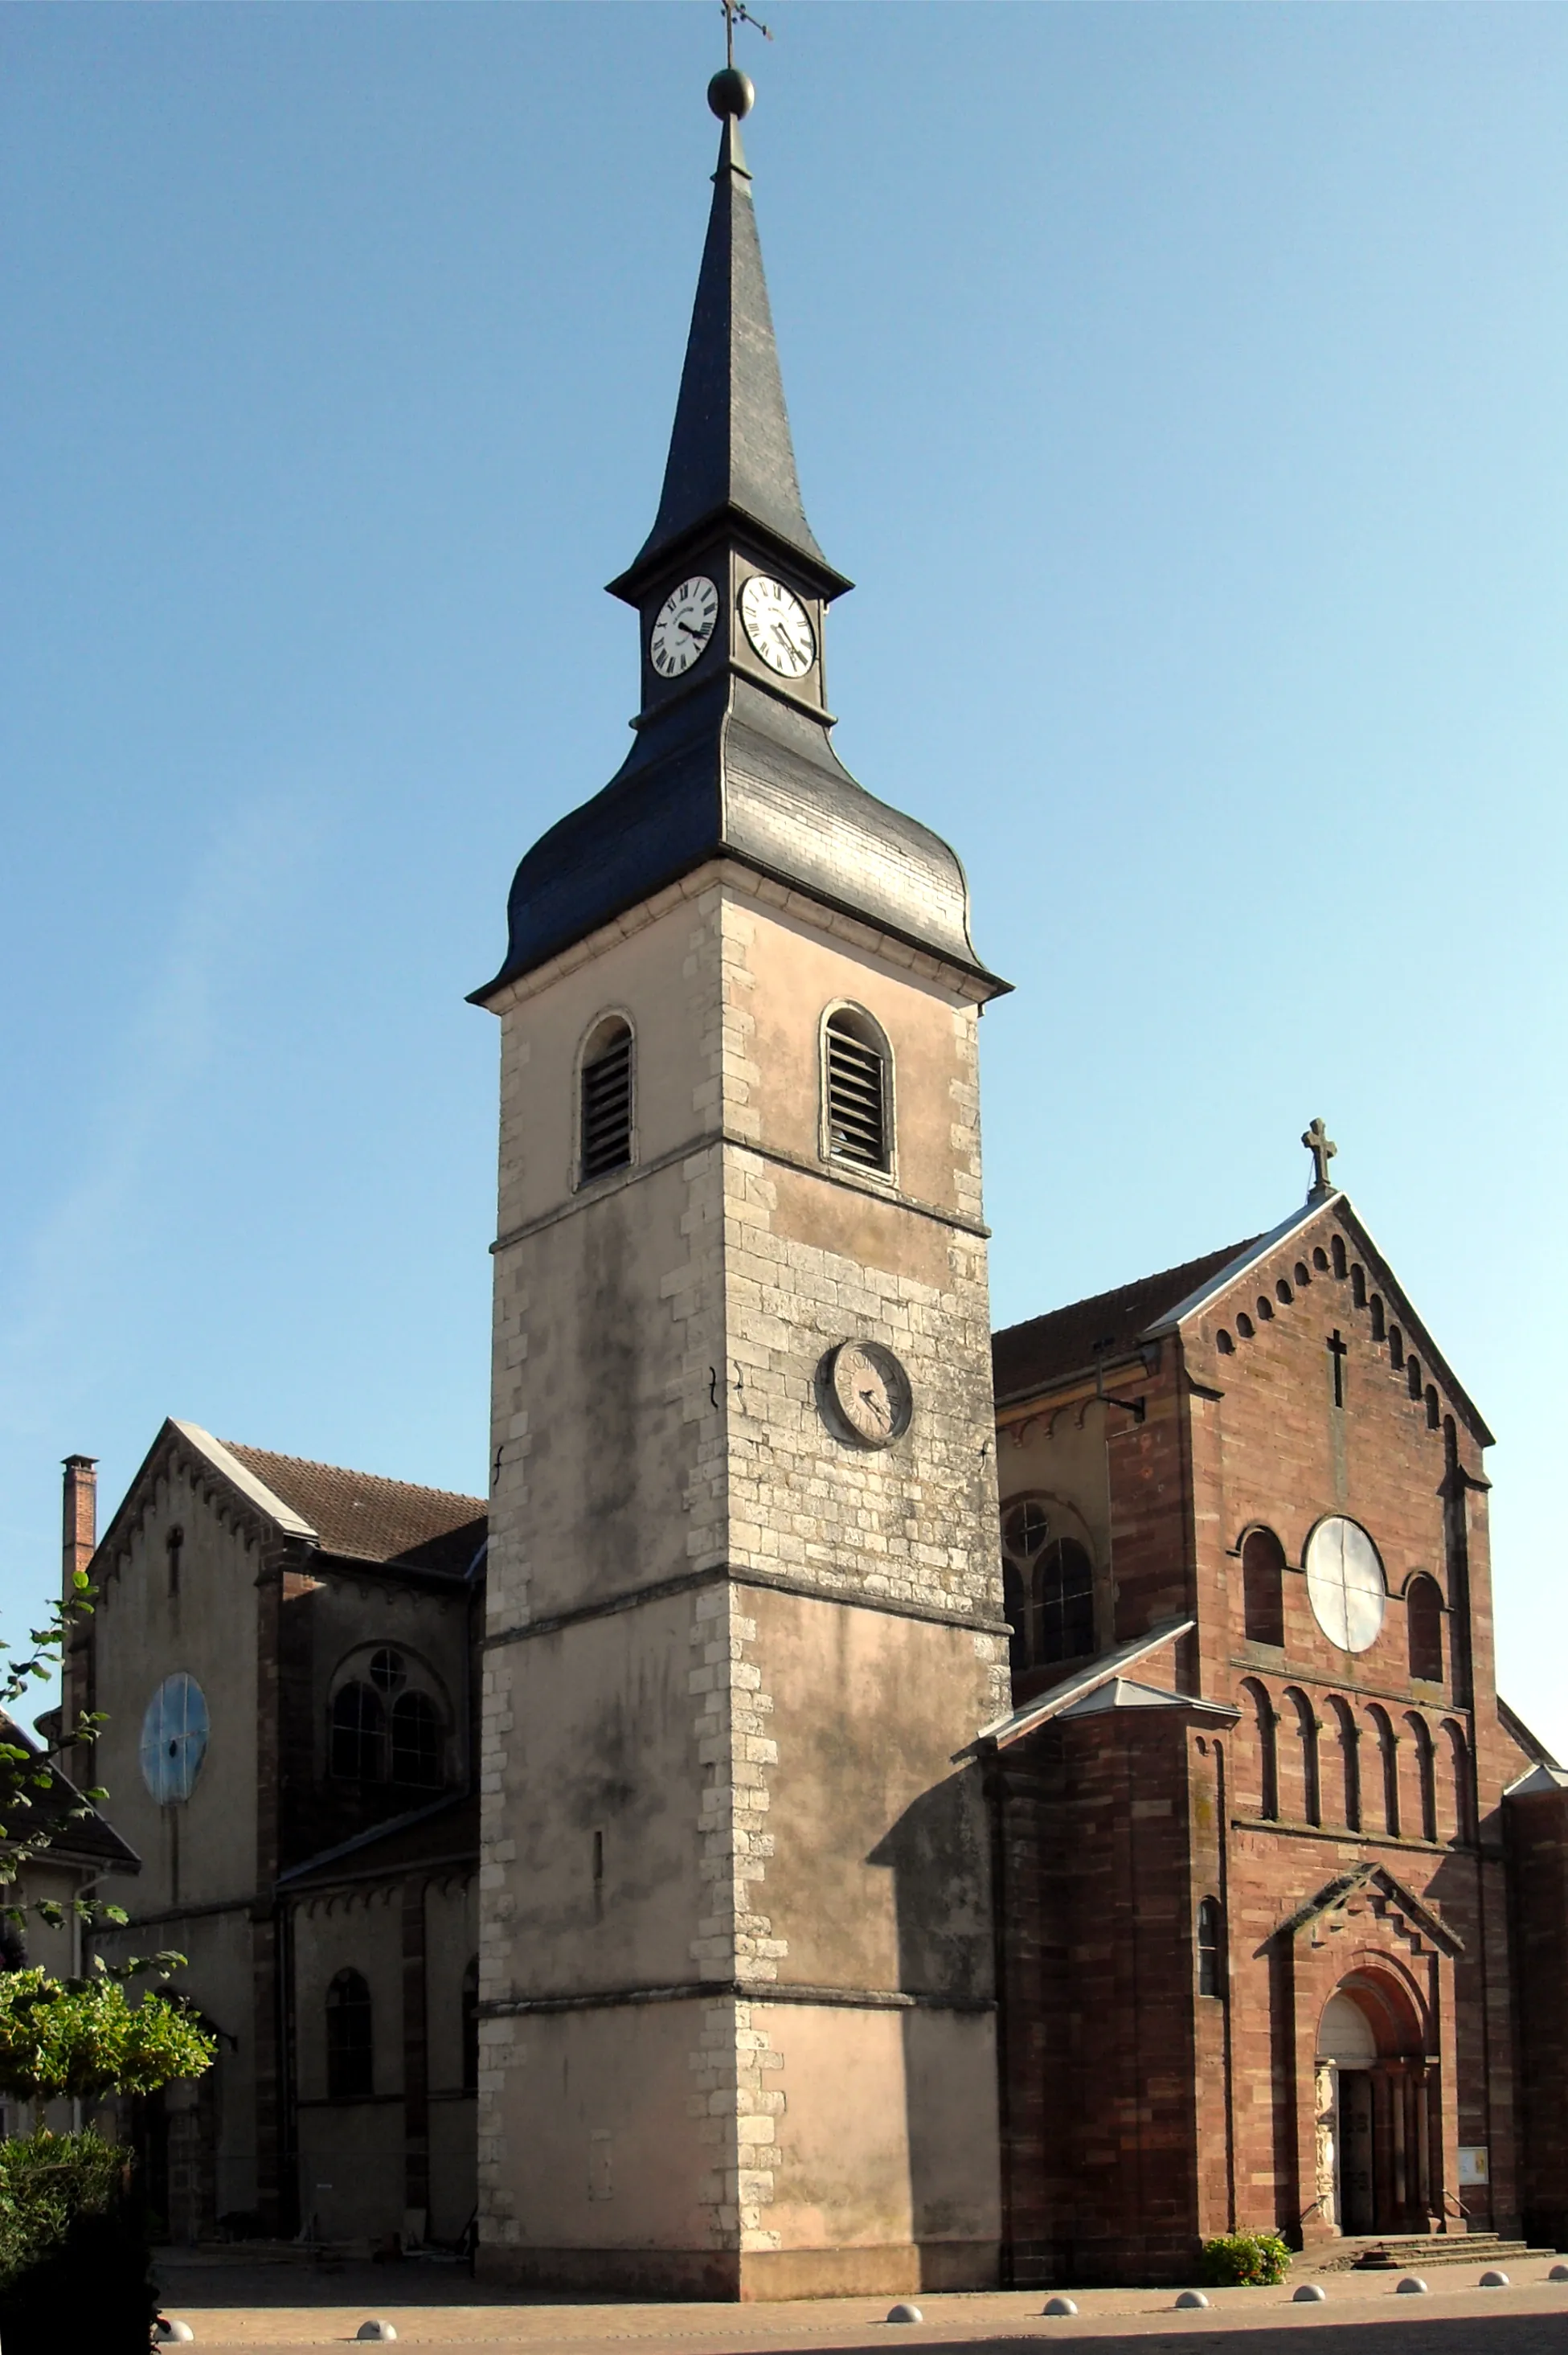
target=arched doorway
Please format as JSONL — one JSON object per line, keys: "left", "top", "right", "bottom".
{"left": 1316, "top": 1975, "right": 1434, "bottom": 2237}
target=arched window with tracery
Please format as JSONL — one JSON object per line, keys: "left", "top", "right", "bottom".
{"left": 330, "top": 1683, "right": 385, "bottom": 1782}
{"left": 1324, "top": 1695, "right": 1361, "bottom": 1829}
{"left": 326, "top": 1968, "right": 373, "bottom": 2099}
{"left": 822, "top": 1006, "right": 892, "bottom": 1173}
{"left": 1242, "top": 1527, "right": 1286, "bottom": 1647}
{"left": 579, "top": 1016, "right": 634, "bottom": 1184}
{"left": 1000, "top": 1501, "right": 1095, "bottom": 1672}
{"left": 1196, "top": 1898, "right": 1224, "bottom": 1998}
{"left": 391, "top": 1691, "right": 444, "bottom": 1788}
{"left": 1366, "top": 1705, "right": 1399, "bottom": 1836}
{"left": 1238, "top": 1680, "right": 1279, "bottom": 1820}
{"left": 1407, "top": 1575, "right": 1443, "bottom": 1684}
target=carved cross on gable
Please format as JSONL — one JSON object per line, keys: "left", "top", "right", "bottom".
{"left": 1302, "top": 1117, "right": 1338, "bottom": 1200}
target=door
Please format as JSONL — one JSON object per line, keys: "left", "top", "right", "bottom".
{"left": 1339, "top": 2070, "right": 1375, "bottom": 2234}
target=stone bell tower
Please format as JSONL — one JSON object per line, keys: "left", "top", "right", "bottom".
{"left": 471, "top": 66, "right": 1010, "bottom": 2300}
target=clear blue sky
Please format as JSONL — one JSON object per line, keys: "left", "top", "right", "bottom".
{"left": 3, "top": 4, "right": 1565, "bottom": 1749}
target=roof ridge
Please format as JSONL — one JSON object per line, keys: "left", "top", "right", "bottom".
{"left": 997, "top": 1235, "right": 1260, "bottom": 1342}
{"left": 221, "top": 1440, "right": 483, "bottom": 1509}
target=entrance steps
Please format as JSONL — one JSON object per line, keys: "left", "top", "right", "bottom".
{"left": 1295, "top": 2232, "right": 1558, "bottom": 2275}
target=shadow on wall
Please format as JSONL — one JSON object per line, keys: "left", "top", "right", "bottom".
{"left": 868, "top": 1765, "right": 999, "bottom": 2269}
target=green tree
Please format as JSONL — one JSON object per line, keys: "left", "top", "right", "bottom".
{"left": 0, "top": 1971, "right": 215, "bottom": 2129}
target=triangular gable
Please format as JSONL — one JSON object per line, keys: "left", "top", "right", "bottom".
{"left": 1055, "top": 1677, "right": 1240, "bottom": 1722}
{"left": 1273, "top": 1860, "right": 1463, "bottom": 1958}
{"left": 1144, "top": 1193, "right": 1493, "bottom": 1448}
{"left": 1505, "top": 1762, "right": 1568, "bottom": 1800}
{"left": 93, "top": 1416, "right": 317, "bottom": 1575}
{"left": 959, "top": 1614, "right": 1197, "bottom": 1757}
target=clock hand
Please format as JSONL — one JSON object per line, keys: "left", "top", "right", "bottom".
{"left": 678, "top": 619, "right": 706, "bottom": 637}
{"left": 858, "top": 1387, "right": 890, "bottom": 1427}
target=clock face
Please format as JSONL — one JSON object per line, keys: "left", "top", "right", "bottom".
{"left": 649, "top": 575, "right": 719, "bottom": 679}
{"left": 823, "top": 1340, "right": 913, "bottom": 1449}
{"left": 1304, "top": 1516, "right": 1386, "bottom": 1653}
{"left": 739, "top": 574, "right": 816, "bottom": 679}
{"left": 139, "top": 1672, "right": 211, "bottom": 1806}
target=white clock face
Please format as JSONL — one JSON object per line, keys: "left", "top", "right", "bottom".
{"left": 825, "top": 1340, "right": 912, "bottom": 1449}
{"left": 649, "top": 576, "right": 719, "bottom": 679}
{"left": 739, "top": 575, "right": 816, "bottom": 680}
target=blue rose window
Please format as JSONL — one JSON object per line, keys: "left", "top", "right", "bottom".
{"left": 139, "top": 1673, "right": 210, "bottom": 1805}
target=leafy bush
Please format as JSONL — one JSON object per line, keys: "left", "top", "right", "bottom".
{"left": 0, "top": 2129, "right": 156, "bottom": 2354}
{"left": 1198, "top": 2230, "right": 1292, "bottom": 2286}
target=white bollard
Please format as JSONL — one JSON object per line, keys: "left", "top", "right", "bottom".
{"left": 1292, "top": 2284, "right": 1327, "bottom": 2303}
{"left": 154, "top": 2326, "right": 196, "bottom": 2346}
{"left": 1043, "top": 2296, "right": 1079, "bottom": 2316}
{"left": 1480, "top": 2270, "right": 1511, "bottom": 2288}
{"left": 1395, "top": 2277, "right": 1428, "bottom": 2296}
{"left": 1174, "top": 2291, "right": 1210, "bottom": 2309}
{"left": 886, "top": 2304, "right": 923, "bottom": 2325}
{"left": 355, "top": 2328, "right": 399, "bottom": 2345}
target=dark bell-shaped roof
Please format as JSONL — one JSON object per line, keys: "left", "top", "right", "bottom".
{"left": 475, "top": 90, "right": 1005, "bottom": 1005}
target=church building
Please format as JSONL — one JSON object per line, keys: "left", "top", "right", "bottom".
{"left": 43, "top": 63, "right": 1568, "bottom": 2296}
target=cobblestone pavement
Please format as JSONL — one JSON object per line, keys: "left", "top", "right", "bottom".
{"left": 150, "top": 2252, "right": 1568, "bottom": 2353}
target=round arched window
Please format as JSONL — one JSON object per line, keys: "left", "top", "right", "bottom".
{"left": 139, "top": 1673, "right": 211, "bottom": 1805}
{"left": 1304, "top": 1517, "right": 1386, "bottom": 1653}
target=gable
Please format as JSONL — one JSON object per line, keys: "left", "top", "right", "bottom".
{"left": 1275, "top": 1861, "right": 1463, "bottom": 1959}
{"left": 1152, "top": 1194, "right": 1492, "bottom": 1449}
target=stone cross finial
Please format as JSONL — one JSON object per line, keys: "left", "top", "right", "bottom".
{"left": 1302, "top": 1117, "right": 1338, "bottom": 1199}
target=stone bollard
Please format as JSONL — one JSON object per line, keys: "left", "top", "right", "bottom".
{"left": 1174, "top": 2291, "right": 1210, "bottom": 2310}
{"left": 1480, "top": 2271, "right": 1511, "bottom": 2288}
{"left": 1395, "top": 2277, "right": 1428, "bottom": 2296}
{"left": 1043, "top": 2296, "right": 1079, "bottom": 2316}
{"left": 1292, "top": 2284, "right": 1327, "bottom": 2303}
{"left": 886, "top": 2305, "right": 923, "bottom": 2325}
{"left": 355, "top": 2328, "right": 399, "bottom": 2345}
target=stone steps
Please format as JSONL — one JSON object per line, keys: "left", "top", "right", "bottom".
{"left": 1296, "top": 2233, "right": 1556, "bottom": 2275}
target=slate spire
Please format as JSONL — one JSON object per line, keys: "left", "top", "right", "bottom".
{"left": 609, "top": 77, "right": 850, "bottom": 602}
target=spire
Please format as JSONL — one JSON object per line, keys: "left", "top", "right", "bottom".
{"left": 608, "top": 72, "right": 850, "bottom": 603}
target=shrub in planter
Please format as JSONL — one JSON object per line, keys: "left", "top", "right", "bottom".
{"left": 0, "top": 2128, "right": 156, "bottom": 2355}
{"left": 1198, "top": 2230, "right": 1292, "bottom": 2287}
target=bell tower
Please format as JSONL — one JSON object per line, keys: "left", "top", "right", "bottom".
{"left": 472, "top": 67, "right": 1010, "bottom": 2300}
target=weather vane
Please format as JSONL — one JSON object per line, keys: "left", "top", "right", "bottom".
{"left": 722, "top": 0, "right": 772, "bottom": 71}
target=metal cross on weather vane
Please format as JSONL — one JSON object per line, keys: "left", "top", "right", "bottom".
{"left": 1303, "top": 1117, "right": 1338, "bottom": 1200}
{"left": 722, "top": 0, "right": 773, "bottom": 71}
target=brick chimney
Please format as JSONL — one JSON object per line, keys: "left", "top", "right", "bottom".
{"left": 59, "top": 1455, "right": 97, "bottom": 1743}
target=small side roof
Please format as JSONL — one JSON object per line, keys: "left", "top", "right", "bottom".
{"left": 959, "top": 1616, "right": 1204, "bottom": 1756}
{"left": 0, "top": 1715, "right": 140, "bottom": 1877}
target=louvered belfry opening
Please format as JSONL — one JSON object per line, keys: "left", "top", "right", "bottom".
{"left": 825, "top": 1010, "right": 889, "bottom": 1171}
{"left": 579, "top": 1019, "right": 633, "bottom": 1182}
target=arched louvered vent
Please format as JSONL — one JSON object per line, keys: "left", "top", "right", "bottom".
{"left": 824, "top": 1010, "right": 889, "bottom": 1172}
{"left": 579, "top": 1019, "right": 633, "bottom": 1183}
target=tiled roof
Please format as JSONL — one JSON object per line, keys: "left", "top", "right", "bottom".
{"left": 280, "top": 1792, "right": 478, "bottom": 1890}
{"left": 992, "top": 1239, "right": 1259, "bottom": 1403}
{"left": 222, "top": 1444, "right": 485, "bottom": 1575}
{"left": 1, "top": 1714, "right": 141, "bottom": 1874}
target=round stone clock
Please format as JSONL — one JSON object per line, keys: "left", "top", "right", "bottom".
{"left": 649, "top": 575, "right": 719, "bottom": 678}
{"left": 739, "top": 574, "right": 815, "bottom": 679}
{"left": 821, "top": 1340, "right": 912, "bottom": 1448}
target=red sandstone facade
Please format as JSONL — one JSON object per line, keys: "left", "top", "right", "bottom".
{"left": 986, "top": 1188, "right": 1560, "bottom": 2283}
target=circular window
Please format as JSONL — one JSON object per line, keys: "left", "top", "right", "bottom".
{"left": 369, "top": 1648, "right": 406, "bottom": 1694}
{"left": 1305, "top": 1517, "right": 1386, "bottom": 1653}
{"left": 139, "top": 1673, "right": 211, "bottom": 1805}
